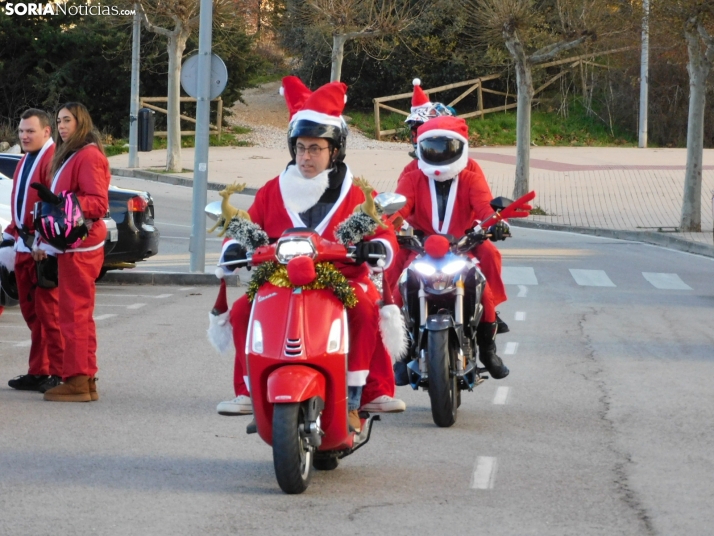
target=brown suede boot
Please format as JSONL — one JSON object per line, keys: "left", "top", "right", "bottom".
{"left": 44, "top": 375, "right": 91, "bottom": 402}
{"left": 88, "top": 377, "right": 99, "bottom": 401}
{"left": 348, "top": 410, "right": 362, "bottom": 433}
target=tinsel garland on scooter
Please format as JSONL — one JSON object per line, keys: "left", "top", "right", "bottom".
{"left": 246, "top": 261, "right": 358, "bottom": 308}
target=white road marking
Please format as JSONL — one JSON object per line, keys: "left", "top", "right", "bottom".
{"left": 126, "top": 303, "right": 147, "bottom": 310}
{"left": 154, "top": 221, "right": 192, "bottom": 228}
{"left": 471, "top": 456, "right": 498, "bottom": 489}
{"left": 97, "top": 293, "right": 173, "bottom": 299}
{"left": 178, "top": 287, "right": 195, "bottom": 291}
{"left": 642, "top": 272, "right": 692, "bottom": 290}
{"left": 569, "top": 269, "right": 616, "bottom": 287}
{"left": 492, "top": 387, "right": 510, "bottom": 405}
{"left": 154, "top": 294, "right": 172, "bottom": 299}
{"left": 504, "top": 342, "right": 519, "bottom": 355}
{"left": 502, "top": 267, "right": 538, "bottom": 285}
{"left": 14, "top": 340, "right": 31, "bottom": 348}
{"left": 94, "top": 314, "right": 117, "bottom": 321}
{"left": 96, "top": 303, "right": 146, "bottom": 309}
{"left": 515, "top": 312, "right": 526, "bottom": 321}
{"left": 517, "top": 285, "right": 528, "bottom": 297}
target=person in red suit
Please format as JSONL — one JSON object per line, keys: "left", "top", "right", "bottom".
{"left": 213, "top": 78, "right": 405, "bottom": 431}
{"left": 34, "top": 102, "right": 110, "bottom": 402}
{"left": 2, "top": 109, "right": 64, "bottom": 393}
{"left": 386, "top": 115, "right": 510, "bottom": 380}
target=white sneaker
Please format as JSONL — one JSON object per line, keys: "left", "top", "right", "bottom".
{"left": 361, "top": 395, "right": 406, "bottom": 413}
{"left": 216, "top": 395, "right": 253, "bottom": 416}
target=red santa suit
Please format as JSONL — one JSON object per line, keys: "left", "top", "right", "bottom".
{"left": 3, "top": 138, "right": 64, "bottom": 377}
{"left": 221, "top": 163, "right": 398, "bottom": 405}
{"left": 46, "top": 144, "right": 110, "bottom": 380}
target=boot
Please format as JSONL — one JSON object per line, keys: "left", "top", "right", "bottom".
{"left": 43, "top": 375, "right": 91, "bottom": 402}
{"left": 348, "top": 410, "right": 362, "bottom": 433}
{"left": 496, "top": 312, "right": 510, "bottom": 334}
{"left": 88, "top": 377, "right": 99, "bottom": 401}
{"left": 476, "top": 322, "right": 509, "bottom": 379}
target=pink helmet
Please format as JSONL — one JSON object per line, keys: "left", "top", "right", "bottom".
{"left": 33, "top": 191, "right": 88, "bottom": 251}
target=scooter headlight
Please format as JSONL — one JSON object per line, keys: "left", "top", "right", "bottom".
{"left": 251, "top": 320, "right": 263, "bottom": 353}
{"left": 327, "top": 318, "right": 342, "bottom": 354}
{"left": 413, "top": 261, "right": 436, "bottom": 276}
{"left": 441, "top": 259, "right": 468, "bottom": 275}
{"left": 276, "top": 238, "right": 316, "bottom": 263}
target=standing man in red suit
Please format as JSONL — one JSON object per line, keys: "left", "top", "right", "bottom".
{"left": 386, "top": 115, "right": 510, "bottom": 380}
{"left": 213, "top": 77, "right": 405, "bottom": 430}
{"left": 3, "top": 109, "right": 64, "bottom": 393}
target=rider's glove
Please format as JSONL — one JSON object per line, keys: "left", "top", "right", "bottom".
{"left": 488, "top": 221, "right": 510, "bottom": 242}
{"left": 354, "top": 240, "right": 387, "bottom": 266}
{"left": 222, "top": 243, "right": 247, "bottom": 272}
{"left": 1, "top": 237, "right": 14, "bottom": 249}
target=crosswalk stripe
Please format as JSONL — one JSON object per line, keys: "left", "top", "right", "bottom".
{"left": 471, "top": 456, "right": 498, "bottom": 489}
{"left": 504, "top": 342, "right": 519, "bottom": 354}
{"left": 569, "top": 269, "right": 616, "bottom": 287}
{"left": 502, "top": 267, "right": 538, "bottom": 285}
{"left": 642, "top": 272, "right": 692, "bottom": 290}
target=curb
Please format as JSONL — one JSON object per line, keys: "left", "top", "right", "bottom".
{"left": 99, "top": 270, "right": 240, "bottom": 286}
{"left": 510, "top": 220, "right": 714, "bottom": 258}
{"left": 110, "top": 167, "right": 259, "bottom": 196}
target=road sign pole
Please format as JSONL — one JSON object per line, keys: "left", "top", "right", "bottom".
{"left": 189, "top": 0, "right": 213, "bottom": 273}
{"left": 128, "top": 4, "right": 140, "bottom": 168}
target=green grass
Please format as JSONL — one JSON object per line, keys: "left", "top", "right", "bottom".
{"left": 247, "top": 69, "right": 290, "bottom": 87}
{"left": 103, "top": 128, "right": 253, "bottom": 157}
{"left": 348, "top": 101, "right": 636, "bottom": 147}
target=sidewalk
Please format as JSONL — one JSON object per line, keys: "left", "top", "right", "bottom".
{"left": 109, "top": 145, "right": 714, "bottom": 277}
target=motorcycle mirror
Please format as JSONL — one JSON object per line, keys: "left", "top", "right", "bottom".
{"left": 374, "top": 192, "right": 407, "bottom": 216}
{"left": 490, "top": 196, "right": 513, "bottom": 212}
{"left": 204, "top": 201, "right": 222, "bottom": 221}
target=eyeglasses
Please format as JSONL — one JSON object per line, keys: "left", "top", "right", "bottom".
{"left": 295, "top": 144, "right": 330, "bottom": 157}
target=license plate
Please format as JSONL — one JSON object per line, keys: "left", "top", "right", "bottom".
{"left": 109, "top": 229, "right": 118, "bottom": 242}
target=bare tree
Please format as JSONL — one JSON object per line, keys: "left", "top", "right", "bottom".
{"left": 677, "top": 5, "right": 714, "bottom": 232}
{"left": 294, "top": 0, "right": 419, "bottom": 82}
{"left": 461, "top": 0, "right": 623, "bottom": 198}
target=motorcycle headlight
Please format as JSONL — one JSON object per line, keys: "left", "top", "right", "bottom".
{"left": 276, "top": 238, "right": 315, "bottom": 263}
{"left": 413, "top": 261, "right": 436, "bottom": 276}
{"left": 441, "top": 260, "right": 468, "bottom": 275}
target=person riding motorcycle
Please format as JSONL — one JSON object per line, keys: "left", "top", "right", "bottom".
{"left": 386, "top": 114, "right": 510, "bottom": 381}
{"left": 214, "top": 78, "right": 405, "bottom": 432}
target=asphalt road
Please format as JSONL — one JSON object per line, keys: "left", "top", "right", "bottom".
{"left": 1, "top": 217, "right": 713, "bottom": 534}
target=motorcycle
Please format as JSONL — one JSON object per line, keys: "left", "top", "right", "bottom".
{"left": 396, "top": 192, "right": 535, "bottom": 427}
{"left": 213, "top": 193, "right": 405, "bottom": 494}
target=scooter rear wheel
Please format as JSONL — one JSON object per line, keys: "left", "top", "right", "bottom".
{"left": 272, "top": 403, "right": 314, "bottom": 494}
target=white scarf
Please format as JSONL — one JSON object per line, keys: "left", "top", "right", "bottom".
{"left": 278, "top": 164, "right": 331, "bottom": 214}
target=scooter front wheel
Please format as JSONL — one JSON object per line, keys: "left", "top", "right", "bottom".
{"left": 272, "top": 403, "right": 314, "bottom": 494}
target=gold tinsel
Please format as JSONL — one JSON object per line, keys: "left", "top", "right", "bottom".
{"left": 247, "top": 261, "right": 357, "bottom": 308}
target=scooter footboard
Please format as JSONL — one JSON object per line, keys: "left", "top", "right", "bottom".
{"left": 267, "top": 365, "right": 326, "bottom": 404}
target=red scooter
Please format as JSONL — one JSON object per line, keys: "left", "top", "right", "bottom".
{"left": 221, "top": 211, "right": 401, "bottom": 493}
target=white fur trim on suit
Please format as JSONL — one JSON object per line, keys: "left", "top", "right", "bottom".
{"left": 379, "top": 304, "right": 408, "bottom": 363}
{"left": 207, "top": 310, "right": 233, "bottom": 354}
{"left": 417, "top": 141, "right": 469, "bottom": 183}
{"left": 0, "top": 244, "right": 15, "bottom": 272}
{"left": 279, "top": 164, "right": 331, "bottom": 214}
{"left": 347, "top": 370, "right": 369, "bottom": 387}
{"left": 291, "top": 109, "right": 343, "bottom": 128}
{"left": 416, "top": 128, "right": 467, "bottom": 145}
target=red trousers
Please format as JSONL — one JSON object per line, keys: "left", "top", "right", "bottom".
{"left": 229, "top": 281, "right": 395, "bottom": 405}
{"left": 57, "top": 248, "right": 103, "bottom": 379}
{"left": 386, "top": 248, "right": 497, "bottom": 323}
{"left": 14, "top": 252, "right": 64, "bottom": 376}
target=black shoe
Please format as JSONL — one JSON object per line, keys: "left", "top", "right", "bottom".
{"left": 246, "top": 419, "right": 257, "bottom": 434}
{"left": 8, "top": 374, "right": 49, "bottom": 391}
{"left": 496, "top": 313, "right": 510, "bottom": 334}
{"left": 38, "top": 375, "right": 62, "bottom": 393}
{"left": 476, "top": 322, "right": 510, "bottom": 380}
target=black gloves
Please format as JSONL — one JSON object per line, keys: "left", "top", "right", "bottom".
{"left": 31, "top": 183, "right": 61, "bottom": 205}
{"left": 223, "top": 243, "right": 247, "bottom": 264}
{"left": 354, "top": 241, "right": 387, "bottom": 266}
{"left": 0, "top": 238, "right": 14, "bottom": 249}
{"left": 488, "top": 222, "right": 510, "bottom": 242}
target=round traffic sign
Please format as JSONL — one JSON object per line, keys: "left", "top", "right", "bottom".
{"left": 181, "top": 54, "right": 228, "bottom": 100}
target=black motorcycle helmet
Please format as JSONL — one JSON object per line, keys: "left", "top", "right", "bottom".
{"left": 287, "top": 118, "right": 348, "bottom": 164}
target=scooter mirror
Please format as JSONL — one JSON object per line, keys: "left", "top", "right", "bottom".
{"left": 205, "top": 201, "right": 222, "bottom": 221}
{"left": 374, "top": 192, "right": 407, "bottom": 215}
{"left": 490, "top": 196, "right": 513, "bottom": 212}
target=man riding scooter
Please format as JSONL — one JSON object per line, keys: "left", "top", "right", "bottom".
{"left": 385, "top": 113, "right": 511, "bottom": 382}
{"left": 213, "top": 77, "right": 406, "bottom": 432}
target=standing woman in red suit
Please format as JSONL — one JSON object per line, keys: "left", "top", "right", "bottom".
{"left": 35, "top": 102, "right": 110, "bottom": 402}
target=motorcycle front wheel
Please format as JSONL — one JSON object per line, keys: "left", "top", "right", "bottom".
{"left": 272, "top": 403, "right": 314, "bottom": 494}
{"left": 426, "top": 330, "right": 458, "bottom": 427}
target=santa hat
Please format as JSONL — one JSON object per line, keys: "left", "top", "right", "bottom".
{"left": 416, "top": 115, "right": 469, "bottom": 144}
{"left": 207, "top": 270, "right": 232, "bottom": 354}
{"left": 410, "top": 78, "right": 431, "bottom": 110}
{"left": 287, "top": 80, "right": 347, "bottom": 129}
{"left": 280, "top": 76, "right": 312, "bottom": 120}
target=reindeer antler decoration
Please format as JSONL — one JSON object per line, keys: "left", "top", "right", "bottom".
{"left": 207, "top": 181, "right": 252, "bottom": 237}
{"left": 353, "top": 176, "right": 387, "bottom": 229}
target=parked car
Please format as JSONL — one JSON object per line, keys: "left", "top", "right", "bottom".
{"left": 0, "top": 153, "right": 158, "bottom": 275}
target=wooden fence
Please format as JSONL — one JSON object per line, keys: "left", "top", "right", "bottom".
{"left": 372, "top": 48, "right": 632, "bottom": 140}
{"left": 139, "top": 97, "right": 223, "bottom": 137}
